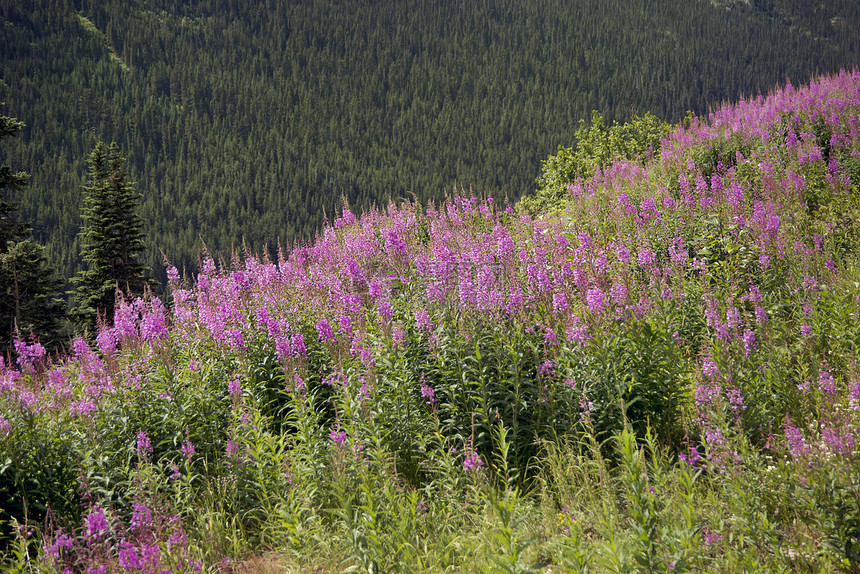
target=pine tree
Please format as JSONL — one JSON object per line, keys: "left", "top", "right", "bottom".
{"left": 1, "top": 109, "right": 66, "bottom": 354}
{"left": 71, "top": 142, "right": 154, "bottom": 335}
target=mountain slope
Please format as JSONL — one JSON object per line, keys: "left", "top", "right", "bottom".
{"left": 1, "top": 0, "right": 859, "bottom": 281}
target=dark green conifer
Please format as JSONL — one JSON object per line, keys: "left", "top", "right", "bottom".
{"left": 71, "top": 142, "right": 154, "bottom": 335}
{"left": 0, "top": 110, "right": 66, "bottom": 353}
{"left": 0, "top": 113, "right": 29, "bottom": 249}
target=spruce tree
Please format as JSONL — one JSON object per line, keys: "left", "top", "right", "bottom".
{"left": 71, "top": 142, "right": 154, "bottom": 335}
{"left": 1, "top": 109, "right": 66, "bottom": 354}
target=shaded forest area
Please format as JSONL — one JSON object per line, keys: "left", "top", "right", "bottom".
{"left": 2, "top": 0, "right": 859, "bottom": 282}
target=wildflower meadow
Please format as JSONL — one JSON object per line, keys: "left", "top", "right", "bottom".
{"left": 2, "top": 71, "right": 860, "bottom": 572}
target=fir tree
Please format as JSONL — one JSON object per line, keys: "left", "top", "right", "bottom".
{"left": 71, "top": 142, "right": 154, "bottom": 335}
{"left": 0, "top": 109, "right": 66, "bottom": 354}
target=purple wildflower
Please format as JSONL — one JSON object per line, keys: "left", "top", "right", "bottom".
{"left": 14, "top": 339, "right": 46, "bottom": 371}
{"left": 822, "top": 425, "right": 856, "bottom": 458}
{"left": 136, "top": 432, "right": 153, "bottom": 457}
{"left": 85, "top": 506, "right": 109, "bottom": 539}
{"left": 420, "top": 384, "right": 437, "bottom": 406}
{"left": 585, "top": 287, "right": 607, "bottom": 315}
{"left": 818, "top": 370, "right": 838, "bottom": 394}
{"left": 678, "top": 445, "right": 701, "bottom": 467}
{"left": 317, "top": 319, "right": 337, "bottom": 343}
{"left": 463, "top": 442, "right": 484, "bottom": 472}
{"left": 291, "top": 332, "right": 307, "bottom": 356}
{"left": 130, "top": 503, "right": 153, "bottom": 531}
{"left": 228, "top": 378, "right": 241, "bottom": 397}
{"left": 225, "top": 439, "right": 240, "bottom": 462}
{"left": 329, "top": 429, "right": 348, "bottom": 445}
{"left": 182, "top": 440, "right": 195, "bottom": 460}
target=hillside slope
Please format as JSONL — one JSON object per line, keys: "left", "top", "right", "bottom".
{"left": 2, "top": 72, "right": 860, "bottom": 571}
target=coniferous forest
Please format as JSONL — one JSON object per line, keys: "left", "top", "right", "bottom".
{"left": 2, "top": 0, "right": 860, "bottom": 286}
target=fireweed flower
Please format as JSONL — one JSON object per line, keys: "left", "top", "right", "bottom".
{"left": 392, "top": 325, "right": 406, "bottom": 346}
{"left": 43, "top": 532, "right": 74, "bottom": 561}
{"left": 275, "top": 334, "right": 291, "bottom": 361}
{"left": 637, "top": 248, "right": 656, "bottom": 267}
{"left": 784, "top": 417, "right": 811, "bottom": 464}
{"left": 420, "top": 384, "right": 437, "bottom": 406}
{"left": 291, "top": 332, "right": 307, "bottom": 356}
{"left": 96, "top": 329, "right": 117, "bottom": 356}
{"left": 225, "top": 439, "right": 240, "bottom": 462}
{"left": 85, "top": 506, "right": 109, "bottom": 539}
{"left": 167, "top": 526, "right": 188, "bottom": 552}
{"left": 702, "top": 357, "right": 721, "bottom": 381}
{"left": 140, "top": 298, "right": 169, "bottom": 342}
{"left": 726, "top": 388, "right": 746, "bottom": 414}
{"left": 329, "top": 428, "right": 348, "bottom": 446}
{"left": 358, "top": 379, "right": 372, "bottom": 400}
{"left": 14, "top": 339, "right": 46, "bottom": 371}
{"left": 850, "top": 380, "right": 860, "bottom": 411}
{"left": 182, "top": 440, "right": 195, "bottom": 460}
{"left": 416, "top": 309, "right": 432, "bottom": 331}
{"left": 552, "top": 291, "right": 569, "bottom": 314}
{"left": 167, "top": 265, "right": 180, "bottom": 284}
{"left": 742, "top": 328, "right": 757, "bottom": 356}
{"left": 317, "top": 319, "right": 337, "bottom": 343}
{"left": 678, "top": 445, "right": 701, "bottom": 467}
{"left": 579, "top": 399, "right": 594, "bottom": 418}
{"left": 463, "top": 442, "right": 484, "bottom": 472}
{"left": 822, "top": 424, "right": 856, "bottom": 458}
{"left": 703, "top": 530, "right": 724, "bottom": 546}
{"left": 293, "top": 373, "right": 306, "bottom": 393}
{"left": 227, "top": 329, "right": 245, "bottom": 349}
{"left": 338, "top": 314, "right": 353, "bottom": 337}
{"left": 228, "top": 378, "right": 241, "bottom": 397}
{"left": 585, "top": 287, "right": 607, "bottom": 315}
{"left": 130, "top": 503, "right": 153, "bottom": 531}
{"left": 136, "top": 432, "right": 153, "bottom": 457}
{"left": 538, "top": 360, "right": 555, "bottom": 378}
{"left": 818, "top": 369, "right": 838, "bottom": 395}
{"left": 118, "top": 542, "right": 141, "bottom": 570}
{"left": 113, "top": 299, "right": 140, "bottom": 340}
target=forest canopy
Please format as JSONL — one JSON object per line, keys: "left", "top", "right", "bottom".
{"left": 1, "top": 0, "right": 859, "bottom": 282}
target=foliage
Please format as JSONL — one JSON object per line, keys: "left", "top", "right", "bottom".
{"left": 71, "top": 141, "right": 155, "bottom": 335}
{"left": 522, "top": 111, "right": 673, "bottom": 215}
{"left": 0, "top": 109, "right": 65, "bottom": 355}
{"left": 2, "top": 72, "right": 860, "bottom": 572}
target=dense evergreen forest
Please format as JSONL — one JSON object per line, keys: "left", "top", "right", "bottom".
{"left": 1, "top": 0, "right": 859, "bottom": 282}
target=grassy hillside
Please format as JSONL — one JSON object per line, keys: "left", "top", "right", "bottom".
{"left": 2, "top": 72, "right": 860, "bottom": 572}
{"left": 2, "top": 0, "right": 860, "bottom": 282}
